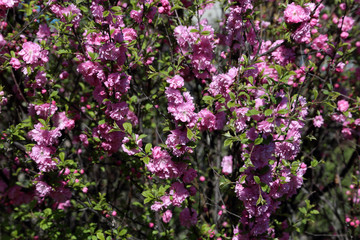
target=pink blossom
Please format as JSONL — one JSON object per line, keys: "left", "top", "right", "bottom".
{"left": 59, "top": 71, "right": 69, "bottom": 80}
{"left": 79, "top": 134, "right": 89, "bottom": 147}
{"left": 122, "top": 134, "right": 143, "bottom": 155}
{"left": 122, "top": 28, "right": 137, "bottom": 43}
{"left": 311, "top": 34, "right": 329, "bottom": 51}
{"left": 221, "top": 156, "right": 233, "bottom": 175}
{"left": 167, "top": 91, "right": 195, "bottom": 123}
{"left": 28, "top": 123, "right": 61, "bottom": 146}
{"left": 183, "top": 168, "right": 197, "bottom": 183}
{"left": 99, "top": 43, "right": 121, "bottom": 61}
{"left": 0, "top": 0, "right": 19, "bottom": 9}
{"left": 18, "top": 42, "right": 48, "bottom": 65}
{"left": 151, "top": 195, "right": 171, "bottom": 211}
{"left": 105, "top": 73, "right": 131, "bottom": 94}
{"left": 170, "top": 182, "right": 189, "bottom": 206}
{"left": 338, "top": 16, "right": 355, "bottom": 32}
{"left": 284, "top": 3, "right": 311, "bottom": 24}
{"left": 28, "top": 102, "right": 58, "bottom": 119}
{"left": 198, "top": 108, "right": 216, "bottom": 131}
{"left": 341, "top": 32, "right": 349, "bottom": 39}
{"left": 146, "top": 147, "right": 185, "bottom": 179}
{"left": 337, "top": 100, "right": 349, "bottom": 112}
{"left": 52, "top": 112, "right": 75, "bottom": 130}
{"left": 209, "top": 67, "right": 238, "bottom": 97}
{"left": 291, "top": 22, "right": 311, "bottom": 44}
{"left": 271, "top": 41, "right": 295, "bottom": 66}
{"left": 10, "top": 57, "right": 21, "bottom": 69}
{"left": 105, "top": 102, "right": 129, "bottom": 121}
{"left": 313, "top": 115, "right": 324, "bottom": 128}
{"left": 162, "top": 210, "right": 172, "bottom": 223}
{"left": 35, "top": 181, "right": 52, "bottom": 198}
{"left": 90, "top": 1, "right": 104, "bottom": 19}
{"left": 92, "top": 123, "right": 124, "bottom": 153}
{"left": 58, "top": 4, "right": 82, "bottom": 28}
{"left": 37, "top": 24, "right": 51, "bottom": 39}
{"left": 130, "top": 10, "right": 143, "bottom": 24}
{"left": 167, "top": 75, "right": 184, "bottom": 89}
{"left": 29, "top": 145, "right": 57, "bottom": 172}
{"left": 179, "top": 208, "right": 198, "bottom": 228}
{"left": 165, "top": 129, "right": 193, "bottom": 156}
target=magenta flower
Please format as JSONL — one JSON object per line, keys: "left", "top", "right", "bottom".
{"left": 18, "top": 42, "right": 48, "bottom": 65}
{"left": 284, "top": 3, "right": 311, "bottom": 24}
{"left": 337, "top": 100, "right": 349, "bottom": 112}
{"left": 313, "top": 115, "right": 324, "bottom": 128}
{"left": 162, "top": 210, "right": 172, "bottom": 223}
{"left": 221, "top": 156, "right": 233, "bottom": 175}
{"left": 28, "top": 123, "right": 61, "bottom": 146}
{"left": 179, "top": 208, "right": 197, "bottom": 228}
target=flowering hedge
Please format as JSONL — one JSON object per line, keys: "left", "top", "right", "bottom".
{"left": 1, "top": 0, "right": 360, "bottom": 239}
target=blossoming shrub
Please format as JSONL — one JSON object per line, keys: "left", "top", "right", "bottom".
{"left": 0, "top": 0, "right": 360, "bottom": 239}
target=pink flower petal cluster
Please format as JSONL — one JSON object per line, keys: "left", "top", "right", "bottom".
{"left": 284, "top": 3, "right": 311, "bottom": 24}
{"left": 179, "top": 208, "right": 198, "bottom": 228}
{"left": 221, "top": 156, "right": 233, "bottom": 175}
{"left": 165, "top": 129, "right": 193, "bottom": 157}
{"left": 18, "top": 42, "right": 48, "bottom": 65}
{"left": 146, "top": 146, "right": 186, "bottom": 179}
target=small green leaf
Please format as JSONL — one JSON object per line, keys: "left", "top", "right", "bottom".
{"left": 253, "top": 176, "right": 261, "bottom": 184}
{"left": 97, "top": 232, "right": 105, "bottom": 240}
{"left": 103, "top": 11, "right": 109, "bottom": 18}
{"left": 187, "top": 128, "right": 193, "bottom": 140}
{"left": 123, "top": 122, "right": 132, "bottom": 134}
{"left": 201, "top": 30, "right": 210, "bottom": 35}
{"left": 277, "top": 109, "right": 288, "bottom": 115}
{"left": 142, "top": 156, "right": 150, "bottom": 164}
{"left": 254, "top": 137, "right": 263, "bottom": 145}
{"left": 312, "top": 89, "right": 318, "bottom": 100}
{"left": 264, "top": 109, "right": 273, "bottom": 116}
{"left": 246, "top": 109, "right": 260, "bottom": 116}
{"left": 145, "top": 143, "right": 152, "bottom": 153}
{"left": 59, "top": 152, "right": 65, "bottom": 162}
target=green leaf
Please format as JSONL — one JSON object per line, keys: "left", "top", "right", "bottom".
{"left": 190, "top": 28, "right": 199, "bottom": 33}
{"left": 59, "top": 152, "right": 65, "bottom": 162}
{"left": 142, "top": 156, "right": 150, "bottom": 164}
{"left": 187, "top": 128, "right": 193, "bottom": 140}
{"left": 239, "top": 174, "right": 247, "bottom": 183}
{"left": 312, "top": 89, "right": 318, "bottom": 100}
{"left": 299, "top": 207, "right": 307, "bottom": 214}
{"left": 111, "top": 6, "right": 122, "bottom": 12}
{"left": 264, "top": 109, "right": 273, "bottom": 116}
{"left": 277, "top": 109, "right": 288, "bottom": 115}
{"left": 103, "top": 11, "right": 109, "bottom": 18}
{"left": 142, "top": 191, "right": 154, "bottom": 198}
{"left": 201, "top": 30, "right": 210, "bottom": 35}
{"left": 145, "top": 143, "right": 152, "bottom": 154}
{"left": 310, "top": 210, "right": 319, "bottom": 215}
{"left": 97, "top": 232, "right": 105, "bottom": 240}
{"left": 254, "top": 137, "right": 263, "bottom": 145}
{"left": 119, "top": 229, "right": 127, "bottom": 236}
{"left": 38, "top": 119, "right": 47, "bottom": 127}
{"left": 224, "top": 139, "right": 233, "bottom": 147}
{"left": 202, "top": 95, "right": 213, "bottom": 104}
{"left": 311, "top": 159, "right": 318, "bottom": 167}
{"left": 246, "top": 109, "right": 260, "bottom": 116}
{"left": 253, "top": 176, "right": 261, "bottom": 184}
{"left": 123, "top": 122, "right": 132, "bottom": 134}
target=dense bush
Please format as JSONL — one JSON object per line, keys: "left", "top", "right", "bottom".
{"left": 0, "top": 0, "right": 360, "bottom": 239}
